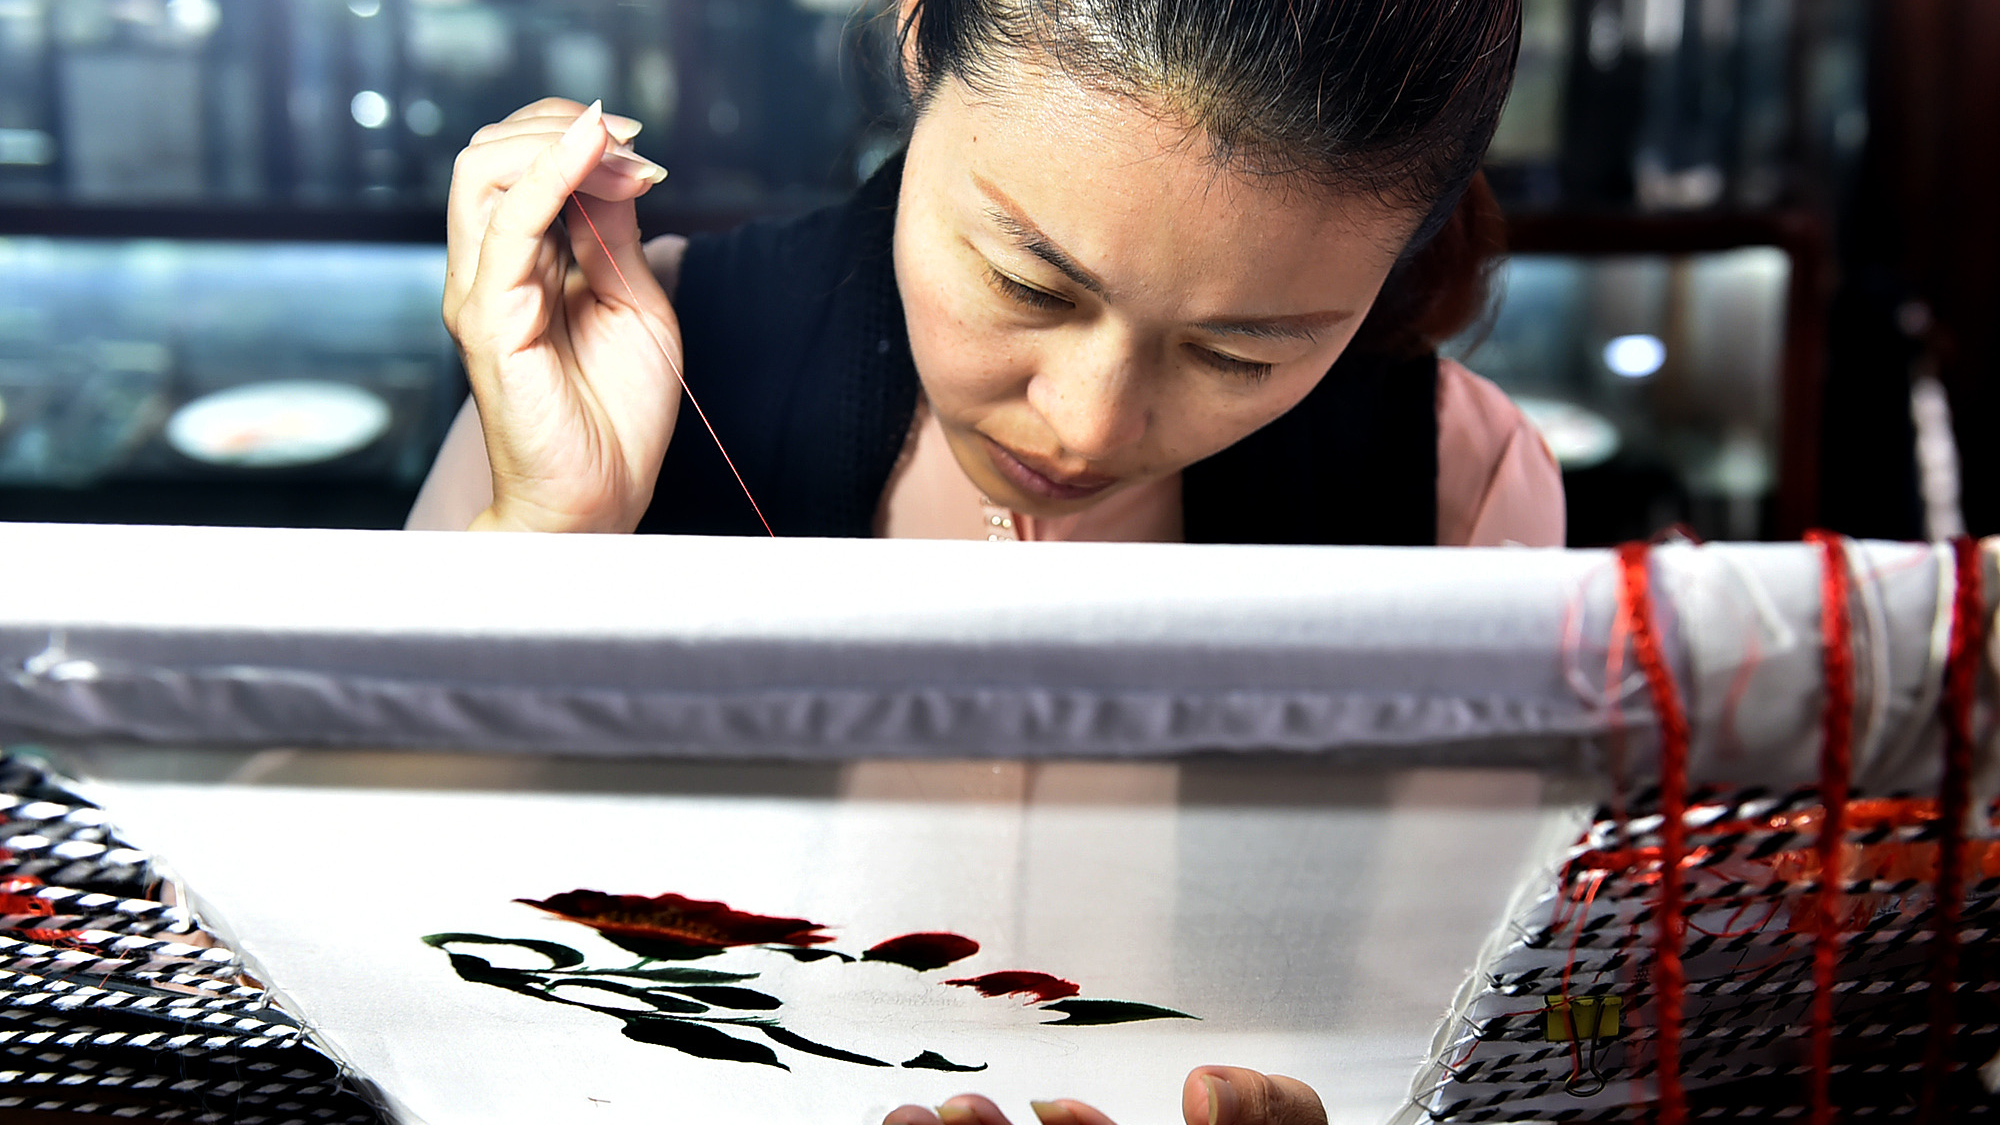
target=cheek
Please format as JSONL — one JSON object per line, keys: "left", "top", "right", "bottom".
{"left": 1151, "top": 364, "right": 1327, "bottom": 465}
{"left": 898, "top": 244, "right": 1033, "bottom": 414}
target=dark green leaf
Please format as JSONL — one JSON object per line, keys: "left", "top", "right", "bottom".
{"left": 445, "top": 952, "right": 530, "bottom": 987}
{"left": 1038, "top": 999, "right": 1198, "bottom": 1026}
{"left": 766, "top": 946, "right": 855, "bottom": 963}
{"left": 621, "top": 1018, "right": 788, "bottom": 1068}
{"left": 422, "top": 933, "right": 586, "bottom": 970}
{"left": 669, "top": 985, "right": 781, "bottom": 1010}
{"left": 753, "top": 1025, "right": 890, "bottom": 1067}
{"left": 541, "top": 978, "right": 708, "bottom": 1014}
{"left": 582, "top": 968, "right": 758, "bottom": 984}
{"left": 901, "top": 1050, "right": 988, "bottom": 1072}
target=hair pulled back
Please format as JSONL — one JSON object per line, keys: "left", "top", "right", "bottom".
{"left": 899, "top": 0, "right": 1521, "bottom": 356}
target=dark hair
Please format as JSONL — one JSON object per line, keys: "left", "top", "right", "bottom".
{"left": 898, "top": 0, "right": 1520, "bottom": 357}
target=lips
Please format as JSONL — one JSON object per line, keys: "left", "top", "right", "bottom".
{"left": 980, "top": 436, "right": 1116, "bottom": 503}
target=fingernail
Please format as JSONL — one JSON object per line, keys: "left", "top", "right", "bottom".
{"left": 1202, "top": 1076, "right": 1234, "bottom": 1125}
{"left": 605, "top": 114, "right": 644, "bottom": 142}
{"left": 561, "top": 100, "right": 605, "bottom": 150}
{"left": 604, "top": 148, "right": 668, "bottom": 183}
{"left": 1029, "top": 1102, "right": 1077, "bottom": 1125}
{"left": 935, "top": 1106, "right": 979, "bottom": 1125}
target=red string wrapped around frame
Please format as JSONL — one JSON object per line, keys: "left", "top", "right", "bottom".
{"left": 1802, "top": 530, "right": 1855, "bottom": 1125}
{"left": 1922, "top": 535, "right": 1985, "bottom": 1120}
{"left": 1615, "top": 542, "right": 1689, "bottom": 1125}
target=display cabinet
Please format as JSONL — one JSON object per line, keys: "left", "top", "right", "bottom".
{"left": 0, "top": 0, "right": 1865, "bottom": 537}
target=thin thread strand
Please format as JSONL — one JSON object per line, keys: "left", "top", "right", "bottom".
{"left": 1616, "top": 542, "right": 1687, "bottom": 1125}
{"left": 1804, "top": 529, "right": 1855, "bottom": 1125}
{"left": 570, "top": 196, "right": 774, "bottom": 537}
{"left": 1922, "top": 535, "right": 1983, "bottom": 1120}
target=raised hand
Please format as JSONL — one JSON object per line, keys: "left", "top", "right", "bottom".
{"left": 442, "top": 97, "right": 683, "bottom": 533}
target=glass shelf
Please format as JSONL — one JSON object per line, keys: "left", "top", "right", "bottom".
{"left": 0, "top": 235, "right": 459, "bottom": 488}
{"left": 0, "top": 0, "right": 901, "bottom": 222}
{"left": 1445, "top": 247, "right": 1793, "bottom": 542}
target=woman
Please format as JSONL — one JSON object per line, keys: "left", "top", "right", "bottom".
{"left": 413, "top": 0, "right": 1545, "bottom": 1120}
{"left": 408, "top": 0, "right": 1557, "bottom": 548}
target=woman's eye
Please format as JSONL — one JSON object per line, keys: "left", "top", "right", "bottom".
{"left": 1191, "top": 346, "right": 1276, "bottom": 382}
{"left": 985, "top": 266, "right": 1072, "bottom": 311}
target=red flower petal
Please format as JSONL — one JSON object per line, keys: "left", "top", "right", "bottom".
{"left": 517, "top": 890, "right": 834, "bottom": 948}
{"left": 863, "top": 932, "right": 980, "bottom": 970}
{"left": 943, "top": 971, "right": 1081, "bottom": 1003}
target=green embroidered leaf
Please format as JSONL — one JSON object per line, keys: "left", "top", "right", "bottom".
{"left": 586, "top": 968, "right": 758, "bottom": 984}
{"left": 422, "top": 933, "right": 585, "bottom": 970}
{"left": 1037, "top": 999, "right": 1198, "bottom": 1026}
{"left": 753, "top": 1025, "right": 890, "bottom": 1067}
{"left": 901, "top": 1050, "right": 988, "bottom": 1072}
{"left": 767, "top": 946, "right": 856, "bottom": 963}
{"left": 669, "top": 985, "right": 781, "bottom": 1010}
{"left": 541, "top": 978, "right": 708, "bottom": 1015}
{"left": 622, "top": 1018, "right": 788, "bottom": 1068}
{"left": 444, "top": 953, "right": 527, "bottom": 987}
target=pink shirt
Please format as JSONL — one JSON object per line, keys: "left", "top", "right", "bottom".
{"left": 875, "top": 359, "right": 1565, "bottom": 546}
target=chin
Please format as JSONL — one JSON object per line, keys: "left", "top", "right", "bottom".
{"left": 993, "top": 490, "right": 1107, "bottom": 520}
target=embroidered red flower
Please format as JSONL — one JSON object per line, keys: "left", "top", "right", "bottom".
{"left": 863, "top": 932, "right": 980, "bottom": 970}
{"left": 517, "top": 891, "right": 834, "bottom": 949}
{"left": 944, "top": 971, "right": 1080, "bottom": 1003}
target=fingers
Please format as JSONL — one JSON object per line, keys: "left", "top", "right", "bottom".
{"left": 444, "top": 102, "right": 663, "bottom": 324}
{"left": 1183, "top": 1068, "right": 1326, "bottom": 1125}
{"left": 563, "top": 193, "right": 668, "bottom": 326}
{"left": 473, "top": 109, "right": 643, "bottom": 147}
{"left": 882, "top": 1097, "right": 1011, "bottom": 1125}
{"left": 882, "top": 1094, "right": 1126, "bottom": 1125}
{"left": 938, "top": 1096, "right": 1012, "bottom": 1125}
{"left": 486, "top": 97, "right": 643, "bottom": 142}
{"left": 461, "top": 101, "right": 607, "bottom": 324}
{"left": 1028, "top": 1099, "right": 1120, "bottom": 1125}
{"left": 467, "top": 124, "right": 663, "bottom": 192}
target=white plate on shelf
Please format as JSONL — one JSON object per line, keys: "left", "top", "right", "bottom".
{"left": 1512, "top": 395, "right": 1620, "bottom": 470}
{"left": 166, "top": 379, "right": 391, "bottom": 468}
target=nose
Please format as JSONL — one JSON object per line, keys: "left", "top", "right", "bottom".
{"left": 1025, "top": 333, "right": 1149, "bottom": 461}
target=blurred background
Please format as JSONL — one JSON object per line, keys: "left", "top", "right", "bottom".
{"left": 0, "top": 0, "right": 1991, "bottom": 545}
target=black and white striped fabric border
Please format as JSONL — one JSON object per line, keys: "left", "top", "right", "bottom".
{"left": 1402, "top": 787, "right": 2000, "bottom": 1121}
{"left": 0, "top": 753, "right": 389, "bottom": 1123}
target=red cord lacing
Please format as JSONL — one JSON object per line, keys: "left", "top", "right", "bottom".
{"left": 1922, "top": 535, "right": 1985, "bottom": 1120}
{"left": 1803, "top": 530, "right": 1856, "bottom": 1125}
{"left": 1616, "top": 542, "right": 1688, "bottom": 1125}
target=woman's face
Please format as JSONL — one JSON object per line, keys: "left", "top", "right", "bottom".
{"left": 895, "top": 62, "right": 1416, "bottom": 518}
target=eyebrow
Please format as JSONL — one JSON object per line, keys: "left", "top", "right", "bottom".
{"left": 1191, "top": 310, "right": 1355, "bottom": 344}
{"left": 972, "top": 172, "right": 1354, "bottom": 343}
{"left": 974, "top": 174, "right": 1106, "bottom": 295}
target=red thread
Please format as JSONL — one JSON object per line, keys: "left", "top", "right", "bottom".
{"left": 1804, "top": 530, "right": 1856, "bottom": 1125}
{"left": 1616, "top": 542, "right": 1687, "bottom": 1125}
{"left": 1604, "top": 570, "right": 1636, "bottom": 849}
{"left": 568, "top": 195, "right": 774, "bottom": 537}
{"left": 1922, "top": 535, "right": 1984, "bottom": 1119}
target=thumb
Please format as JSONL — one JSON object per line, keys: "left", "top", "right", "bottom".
{"left": 1183, "top": 1067, "right": 1326, "bottom": 1125}
{"left": 474, "top": 100, "right": 611, "bottom": 294}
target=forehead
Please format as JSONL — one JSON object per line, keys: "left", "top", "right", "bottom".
{"left": 916, "top": 65, "right": 1416, "bottom": 294}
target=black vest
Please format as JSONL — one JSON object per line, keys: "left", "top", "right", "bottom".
{"left": 638, "top": 155, "right": 1438, "bottom": 544}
